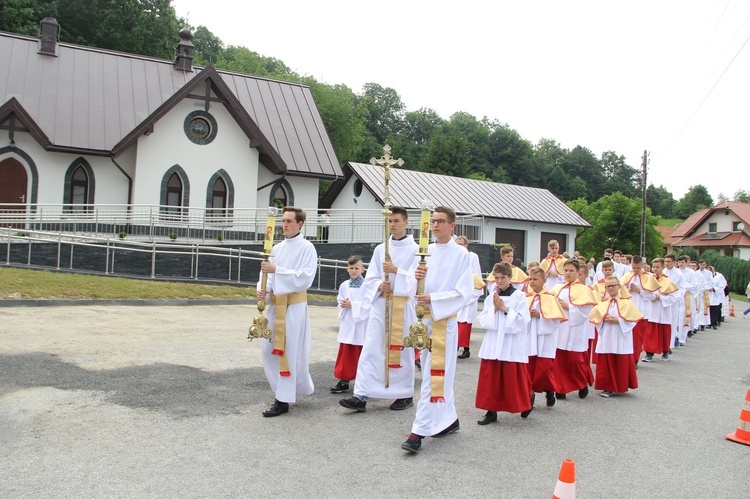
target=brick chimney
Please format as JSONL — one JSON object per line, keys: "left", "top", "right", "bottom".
{"left": 38, "top": 17, "right": 60, "bottom": 56}
{"left": 174, "top": 26, "right": 194, "bottom": 72}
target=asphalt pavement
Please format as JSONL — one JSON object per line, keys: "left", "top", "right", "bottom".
{"left": 1, "top": 303, "right": 749, "bottom": 498}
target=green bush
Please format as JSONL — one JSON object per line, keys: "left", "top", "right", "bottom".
{"left": 687, "top": 248, "right": 750, "bottom": 294}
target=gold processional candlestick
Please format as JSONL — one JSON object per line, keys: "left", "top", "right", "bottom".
{"left": 248, "top": 207, "right": 278, "bottom": 341}
{"left": 404, "top": 201, "right": 432, "bottom": 351}
{"left": 370, "top": 145, "right": 404, "bottom": 388}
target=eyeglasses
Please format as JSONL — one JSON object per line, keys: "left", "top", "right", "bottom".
{"left": 430, "top": 219, "right": 449, "bottom": 225}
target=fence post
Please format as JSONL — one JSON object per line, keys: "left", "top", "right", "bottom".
{"left": 194, "top": 247, "right": 200, "bottom": 280}
{"left": 105, "top": 239, "right": 110, "bottom": 275}
{"left": 228, "top": 248, "right": 233, "bottom": 281}
{"left": 56, "top": 233, "right": 62, "bottom": 270}
{"left": 149, "top": 207, "right": 154, "bottom": 242}
{"left": 69, "top": 241, "right": 73, "bottom": 269}
{"left": 237, "top": 248, "right": 242, "bottom": 283}
{"left": 190, "top": 245, "right": 195, "bottom": 279}
{"left": 316, "top": 255, "right": 322, "bottom": 290}
{"left": 151, "top": 241, "right": 156, "bottom": 279}
{"left": 5, "top": 229, "right": 10, "bottom": 264}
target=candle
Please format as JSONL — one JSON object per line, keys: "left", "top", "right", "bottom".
{"left": 263, "top": 208, "right": 277, "bottom": 252}
{"left": 419, "top": 207, "right": 431, "bottom": 251}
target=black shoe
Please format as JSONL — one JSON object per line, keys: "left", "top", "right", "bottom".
{"left": 700, "top": 326, "right": 705, "bottom": 331}
{"left": 339, "top": 396, "right": 366, "bottom": 412}
{"left": 458, "top": 349, "right": 470, "bottom": 359}
{"left": 579, "top": 386, "right": 589, "bottom": 399}
{"left": 262, "top": 400, "right": 289, "bottom": 417}
{"left": 555, "top": 392, "right": 567, "bottom": 400}
{"left": 390, "top": 397, "right": 414, "bottom": 411}
{"left": 545, "top": 391, "right": 556, "bottom": 407}
{"left": 433, "top": 418, "right": 460, "bottom": 437}
{"left": 477, "top": 411, "right": 497, "bottom": 425}
{"left": 687, "top": 331, "right": 694, "bottom": 338}
{"left": 415, "top": 359, "right": 422, "bottom": 370}
{"left": 401, "top": 433, "right": 423, "bottom": 453}
{"left": 521, "top": 395, "right": 534, "bottom": 418}
{"left": 330, "top": 381, "right": 350, "bottom": 394}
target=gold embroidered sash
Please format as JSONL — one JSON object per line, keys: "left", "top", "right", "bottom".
{"left": 387, "top": 295, "right": 408, "bottom": 368}
{"left": 424, "top": 309, "right": 456, "bottom": 403}
{"left": 270, "top": 291, "right": 308, "bottom": 377}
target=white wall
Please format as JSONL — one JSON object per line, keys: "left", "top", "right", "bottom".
{"left": 132, "top": 98, "right": 260, "bottom": 209}
{"left": 482, "top": 217, "right": 577, "bottom": 263}
{"left": 695, "top": 211, "right": 744, "bottom": 234}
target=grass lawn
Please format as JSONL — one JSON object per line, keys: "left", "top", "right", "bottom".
{"left": 657, "top": 218, "right": 684, "bottom": 228}
{"left": 0, "top": 266, "right": 334, "bottom": 301}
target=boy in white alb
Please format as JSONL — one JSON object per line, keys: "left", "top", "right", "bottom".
{"left": 330, "top": 256, "right": 369, "bottom": 394}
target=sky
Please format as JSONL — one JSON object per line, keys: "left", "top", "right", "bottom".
{"left": 171, "top": 0, "right": 750, "bottom": 202}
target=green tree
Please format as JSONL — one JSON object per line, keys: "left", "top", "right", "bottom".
{"left": 487, "top": 124, "right": 534, "bottom": 185}
{"left": 0, "top": 0, "right": 54, "bottom": 36}
{"left": 357, "top": 83, "right": 405, "bottom": 146}
{"left": 675, "top": 185, "right": 713, "bottom": 218}
{"left": 192, "top": 25, "right": 224, "bottom": 65}
{"left": 646, "top": 184, "right": 677, "bottom": 218}
{"left": 386, "top": 108, "right": 444, "bottom": 169}
{"left": 565, "top": 146, "right": 604, "bottom": 201}
{"left": 600, "top": 151, "right": 639, "bottom": 198}
{"left": 419, "top": 126, "right": 471, "bottom": 178}
{"left": 733, "top": 190, "right": 750, "bottom": 203}
{"left": 568, "top": 193, "right": 663, "bottom": 260}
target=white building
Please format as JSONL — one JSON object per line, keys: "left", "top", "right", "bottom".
{"left": 321, "top": 161, "right": 591, "bottom": 265}
{"left": 0, "top": 20, "right": 341, "bottom": 232}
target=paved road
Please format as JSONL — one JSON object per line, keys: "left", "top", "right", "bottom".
{"left": 1, "top": 304, "right": 749, "bottom": 498}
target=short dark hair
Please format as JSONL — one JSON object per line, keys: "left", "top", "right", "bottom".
{"left": 500, "top": 246, "right": 514, "bottom": 256}
{"left": 434, "top": 205, "right": 456, "bottom": 223}
{"left": 347, "top": 255, "right": 362, "bottom": 265}
{"left": 665, "top": 253, "right": 676, "bottom": 261}
{"left": 283, "top": 206, "right": 306, "bottom": 223}
{"left": 390, "top": 206, "right": 408, "bottom": 220}
{"left": 631, "top": 255, "right": 643, "bottom": 264}
{"left": 492, "top": 261, "right": 513, "bottom": 278}
{"left": 563, "top": 258, "right": 580, "bottom": 270}
{"left": 678, "top": 255, "right": 689, "bottom": 262}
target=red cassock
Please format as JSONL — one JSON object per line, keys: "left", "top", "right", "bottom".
{"left": 475, "top": 360, "right": 532, "bottom": 413}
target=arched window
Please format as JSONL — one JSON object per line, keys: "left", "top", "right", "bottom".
{"left": 166, "top": 173, "right": 183, "bottom": 213}
{"left": 63, "top": 158, "right": 95, "bottom": 211}
{"left": 160, "top": 165, "right": 190, "bottom": 217}
{"left": 70, "top": 166, "right": 88, "bottom": 210}
{"left": 210, "top": 177, "right": 227, "bottom": 216}
{"left": 268, "top": 179, "right": 294, "bottom": 209}
{"left": 205, "top": 170, "right": 234, "bottom": 218}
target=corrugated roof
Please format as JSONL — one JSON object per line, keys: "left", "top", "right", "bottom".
{"left": 0, "top": 31, "right": 342, "bottom": 179}
{"left": 346, "top": 162, "right": 591, "bottom": 227}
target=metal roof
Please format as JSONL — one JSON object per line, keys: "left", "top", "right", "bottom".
{"left": 344, "top": 162, "right": 591, "bottom": 227}
{"left": 0, "top": 31, "right": 342, "bottom": 179}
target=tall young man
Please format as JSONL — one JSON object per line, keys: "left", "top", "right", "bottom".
{"left": 258, "top": 207, "right": 317, "bottom": 417}
{"left": 620, "top": 255, "right": 658, "bottom": 365}
{"left": 643, "top": 258, "right": 678, "bottom": 362}
{"left": 401, "top": 206, "right": 474, "bottom": 454}
{"left": 340, "top": 207, "right": 419, "bottom": 412}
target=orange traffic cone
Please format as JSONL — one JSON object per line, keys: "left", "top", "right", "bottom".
{"left": 729, "top": 303, "right": 735, "bottom": 317}
{"left": 552, "top": 458, "right": 576, "bottom": 499}
{"left": 725, "top": 388, "right": 750, "bottom": 446}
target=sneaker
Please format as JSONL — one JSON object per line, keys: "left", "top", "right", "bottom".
{"left": 661, "top": 354, "right": 669, "bottom": 361}
{"left": 642, "top": 355, "right": 654, "bottom": 363}
{"left": 390, "top": 397, "right": 414, "bottom": 411}
{"left": 433, "top": 418, "right": 460, "bottom": 437}
{"left": 600, "top": 391, "right": 612, "bottom": 398}
{"left": 545, "top": 391, "right": 556, "bottom": 407}
{"left": 401, "top": 433, "right": 423, "bottom": 453}
{"left": 339, "top": 396, "right": 366, "bottom": 412}
{"left": 579, "top": 386, "right": 589, "bottom": 399}
{"left": 330, "top": 381, "right": 350, "bottom": 394}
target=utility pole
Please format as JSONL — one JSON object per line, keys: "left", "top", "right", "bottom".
{"left": 640, "top": 150, "right": 649, "bottom": 257}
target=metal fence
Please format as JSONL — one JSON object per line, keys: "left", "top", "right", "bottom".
{"left": 0, "top": 203, "right": 485, "bottom": 244}
{"left": 0, "top": 228, "right": 356, "bottom": 292}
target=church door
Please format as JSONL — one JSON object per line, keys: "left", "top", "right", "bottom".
{"left": 0, "top": 158, "right": 28, "bottom": 228}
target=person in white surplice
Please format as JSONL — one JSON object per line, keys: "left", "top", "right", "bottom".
{"left": 401, "top": 206, "right": 474, "bottom": 454}
{"left": 339, "top": 207, "right": 419, "bottom": 412}
{"left": 257, "top": 207, "right": 317, "bottom": 417}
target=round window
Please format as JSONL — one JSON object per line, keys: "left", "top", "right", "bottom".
{"left": 184, "top": 111, "right": 218, "bottom": 145}
{"left": 353, "top": 178, "right": 363, "bottom": 197}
